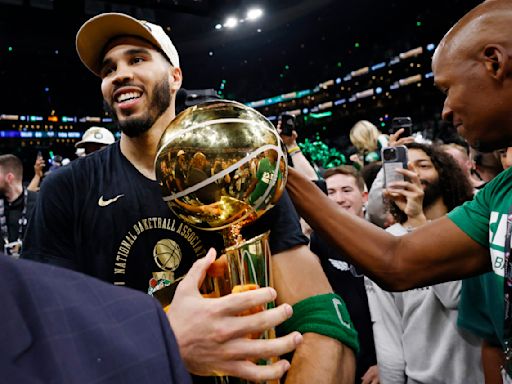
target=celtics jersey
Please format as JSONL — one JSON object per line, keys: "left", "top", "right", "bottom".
{"left": 22, "top": 142, "right": 307, "bottom": 293}
{"left": 248, "top": 157, "right": 281, "bottom": 206}
{"left": 448, "top": 167, "right": 512, "bottom": 346}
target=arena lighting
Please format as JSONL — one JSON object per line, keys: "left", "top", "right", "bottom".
{"left": 355, "top": 89, "right": 374, "bottom": 99}
{"left": 61, "top": 116, "right": 77, "bottom": 123}
{"left": 334, "top": 98, "right": 346, "bottom": 106}
{"left": 215, "top": 23, "right": 222, "bottom": 30}
{"left": 318, "top": 101, "right": 333, "bottom": 110}
{"left": 425, "top": 71, "right": 434, "bottom": 79}
{"left": 320, "top": 79, "right": 334, "bottom": 89}
{"left": 310, "top": 111, "right": 332, "bottom": 119}
{"left": 0, "top": 130, "right": 82, "bottom": 139}
{"left": 370, "top": 62, "right": 386, "bottom": 71}
{"left": 351, "top": 67, "right": 369, "bottom": 77}
{"left": 0, "top": 114, "right": 19, "bottom": 121}
{"left": 375, "top": 87, "right": 383, "bottom": 95}
{"left": 246, "top": 8, "right": 263, "bottom": 21}
{"left": 399, "top": 74, "right": 422, "bottom": 86}
{"left": 389, "top": 56, "right": 400, "bottom": 65}
{"left": 224, "top": 17, "right": 238, "bottom": 29}
{"left": 399, "top": 47, "right": 423, "bottom": 59}
{"left": 335, "top": 77, "right": 342, "bottom": 84}
{"left": 426, "top": 43, "right": 436, "bottom": 51}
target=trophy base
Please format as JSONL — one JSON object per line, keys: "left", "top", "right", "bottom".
{"left": 201, "top": 232, "right": 280, "bottom": 384}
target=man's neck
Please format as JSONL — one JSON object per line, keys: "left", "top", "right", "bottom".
{"left": 4, "top": 184, "right": 23, "bottom": 203}
{"left": 423, "top": 198, "right": 447, "bottom": 221}
{"left": 120, "top": 108, "right": 175, "bottom": 180}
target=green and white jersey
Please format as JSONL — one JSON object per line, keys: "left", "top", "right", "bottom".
{"left": 448, "top": 167, "right": 512, "bottom": 346}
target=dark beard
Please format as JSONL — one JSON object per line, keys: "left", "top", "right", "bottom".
{"left": 103, "top": 78, "right": 171, "bottom": 138}
{"left": 422, "top": 178, "right": 441, "bottom": 208}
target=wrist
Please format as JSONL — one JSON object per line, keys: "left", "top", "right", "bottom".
{"left": 287, "top": 146, "right": 301, "bottom": 156}
{"left": 404, "top": 214, "right": 428, "bottom": 230}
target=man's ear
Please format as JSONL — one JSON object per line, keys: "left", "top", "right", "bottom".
{"left": 482, "top": 44, "right": 509, "bottom": 81}
{"left": 362, "top": 191, "right": 369, "bottom": 203}
{"left": 169, "top": 66, "right": 183, "bottom": 92}
{"left": 5, "top": 172, "right": 15, "bottom": 184}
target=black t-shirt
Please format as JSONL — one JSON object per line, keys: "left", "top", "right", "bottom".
{"left": 310, "top": 231, "right": 377, "bottom": 379}
{"left": 3, "top": 189, "right": 37, "bottom": 242}
{"left": 23, "top": 142, "right": 308, "bottom": 293}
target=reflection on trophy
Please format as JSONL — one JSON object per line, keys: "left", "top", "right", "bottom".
{"left": 154, "top": 100, "right": 287, "bottom": 384}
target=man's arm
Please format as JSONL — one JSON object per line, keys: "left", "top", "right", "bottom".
{"left": 286, "top": 168, "right": 490, "bottom": 290}
{"left": 482, "top": 340, "right": 504, "bottom": 384}
{"left": 273, "top": 244, "right": 355, "bottom": 384}
{"left": 27, "top": 155, "right": 45, "bottom": 192}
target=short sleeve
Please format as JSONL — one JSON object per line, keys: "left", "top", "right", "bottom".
{"left": 447, "top": 180, "right": 492, "bottom": 248}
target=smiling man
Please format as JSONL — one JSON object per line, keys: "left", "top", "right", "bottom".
{"left": 22, "top": 12, "right": 357, "bottom": 383}
{"left": 285, "top": 0, "right": 512, "bottom": 380}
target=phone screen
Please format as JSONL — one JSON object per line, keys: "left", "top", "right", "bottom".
{"left": 383, "top": 161, "right": 405, "bottom": 187}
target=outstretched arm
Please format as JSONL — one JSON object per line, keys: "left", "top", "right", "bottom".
{"left": 286, "top": 167, "right": 490, "bottom": 291}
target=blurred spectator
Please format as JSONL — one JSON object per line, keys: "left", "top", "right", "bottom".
{"left": 441, "top": 143, "right": 484, "bottom": 190}
{"left": 27, "top": 153, "right": 45, "bottom": 192}
{"left": 349, "top": 120, "right": 388, "bottom": 168}
{"left": 360, "top": 161, "right": 382, "bottom": 192}
{"left": 366, "top": 142, "right": 482, "bottom": 384}
{"left": 497, "top": 147, "right": 512, "bottom": 170}
{"left": 310, "top": 166, "right": 379, "bottom": 383}
{"left": 75, "top": 126, "right": 116, "bottom": 155}
{"left": 0, "top": 154, "right": 37, "bottom": 258}
{"left": 470, "top": 148, "right": 503, "bottom": 186}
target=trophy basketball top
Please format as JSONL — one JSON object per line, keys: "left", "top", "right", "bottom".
{"left": 155, "top": 100, "right": 288, "bottom": 231}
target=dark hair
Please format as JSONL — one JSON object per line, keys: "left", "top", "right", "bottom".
{"left": 0, "top": 154, "right": 23, "bottom": 181}
{"left": 389, "top": 142, "right": 473, "bottom": 224}
{"left": 361, "top": 161, "right": 382, "bottom": 191}
{"left": 323, "top": 165, "right": 365, "bottom": 192}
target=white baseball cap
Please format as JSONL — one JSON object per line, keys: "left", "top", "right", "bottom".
{"left": 75, "top": 126, "right": 116, "bottom": 148}
{"left": 76, "top": 12, "right": 180, "bottom": 77}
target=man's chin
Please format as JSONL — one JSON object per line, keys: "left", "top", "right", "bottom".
{"left": 118, "top": 117, "right": 152, "bottom": 138}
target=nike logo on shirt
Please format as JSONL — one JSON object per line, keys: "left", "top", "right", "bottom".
{"left": 98, "top": 194, "right": 125, "bottom": 207}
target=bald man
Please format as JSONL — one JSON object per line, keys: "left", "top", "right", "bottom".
{"left": 286, "top": 1, "right": 512, "bottom": 380}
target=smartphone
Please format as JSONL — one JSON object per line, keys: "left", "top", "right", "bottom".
{"left": 390, "top": 117, "right": 413, "bottom": 139}
{"left": 382, "top": 146, "right": 408, "bottom": 187}
{"left": 279, "top": 113, "right": 296, "bottom": 136}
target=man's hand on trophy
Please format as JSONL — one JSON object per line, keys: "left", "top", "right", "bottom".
{"left": 167, "top": 248, "right": 303, "bottom": 381}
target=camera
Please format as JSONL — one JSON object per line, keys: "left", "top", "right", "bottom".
{"left": 382, "top": 147, "right": 398, "bottom": 161}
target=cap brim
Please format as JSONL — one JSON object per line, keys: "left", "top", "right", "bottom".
{"left": 76, "top": 13, "right": 163, "bottom": 76}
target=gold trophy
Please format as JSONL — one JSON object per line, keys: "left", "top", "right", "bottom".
{"left": 154, "top": 100, "right": 287, "bottom": 384}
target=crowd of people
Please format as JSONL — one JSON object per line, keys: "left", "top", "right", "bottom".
{"left": 3, "top": 1, "right": 512, "bottom": 383}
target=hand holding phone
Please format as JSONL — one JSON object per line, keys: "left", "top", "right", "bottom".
{"left": 382, "top": 146, "right": 408, "bottom": 187}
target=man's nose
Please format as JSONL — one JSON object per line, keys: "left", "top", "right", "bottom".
{"left": 441, "top": 98, "right": 453, "bottom": 123}
{"left": 112, "top": 63, "right": 134, "bottom": 85}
